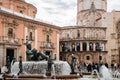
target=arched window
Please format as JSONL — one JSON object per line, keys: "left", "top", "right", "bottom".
{"left": 83, "top": 42, "right": 87, "bottom": 51}
{"left": 95, "top": 42, "right": 100, "bottom": 51}
{"left": 66, "top": 43, "right": 70, "bottom": 52}
{"left": 62, "top": 43, "right": 69, "bottom": 52}
{"left": 86, "top": 56, "right": 90, "bottom": 60}
{"left": 77, "top": 30, "right": 80, "bottom": 38}
{"left": 62, "top": 43, "right": 65, "bottom": 52}
{"left": 66, "top": 32, "right": 69, "bottom": 38}
{"left": 89, "top": 42, "right": 93, "bottom": 51}
{"left": 99, "top": 56, "right": 102, "bottom": 60}
{"left": 46, "top": 35, "right": 50, "bottom": 42}
{"left": 76, "top": 43, "right": 80, "bottom": 51}
{"left": 8, "top": 28, "right": 13, "bottom": 37}
{"left": 72, "top": 43, "right": 75, "bottom": 51}
{"left": 29, "top": 32, "right": 32, "bottom": 40}
{"left": 101, "top": 43, "right": 105, "bottom": 51}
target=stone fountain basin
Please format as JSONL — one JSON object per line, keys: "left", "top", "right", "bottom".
{"left": 11, "top": 61, "right": 71, "bottom": 75}
{"left": 3, "top": 74, "right": 80, "bottom": 79}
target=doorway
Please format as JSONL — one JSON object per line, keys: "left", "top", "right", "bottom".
{"left": 6, "top": 49, "right": 14, "bottom": 63}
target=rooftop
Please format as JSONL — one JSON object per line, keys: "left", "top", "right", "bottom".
{"left": 0, "top": 6, "right": 58, "bottom": 27}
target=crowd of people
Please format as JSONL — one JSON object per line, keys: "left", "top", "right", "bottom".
{"left": 76, "top": 62, "right": 120, "bottom": 73}
{"left": 69, "top": 54, "right": 120, "bottom": 74}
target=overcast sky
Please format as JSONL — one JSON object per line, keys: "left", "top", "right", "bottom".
{"left": 25, "top": 0, "right": 120, "bottom": 27}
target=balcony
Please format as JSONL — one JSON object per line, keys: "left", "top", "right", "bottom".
{"left": 40, "top": 41, "right": 54, "bottom": 49}
{"left": 0, "top": 36, "right": 20, "bottom": 45}
{"left": 60, "top": 37, "right": 106, "bottom": 41}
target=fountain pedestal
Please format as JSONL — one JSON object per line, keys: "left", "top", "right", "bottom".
{"left": 70, "top": 72, "right": 77, "bottom": 74}
{"left": 46, "top": 70, "right": 51, "bottom": 76}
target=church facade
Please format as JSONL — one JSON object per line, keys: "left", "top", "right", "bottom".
{"left": 60, "top": 0, "right": 120, "bottom": 66}
{"left": 0, "top": 0, "right": 60, "bottom": 66}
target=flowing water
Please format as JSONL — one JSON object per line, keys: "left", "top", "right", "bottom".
{"left": 100, "top": 65, "right": 113, "bottom": 80}
{"left": 10, "top": 62, "right": 120, "bottom": 80}
{"left": 80, "top": 65, "right": 119, "bottom": 80}
{"left": 11, "top": 61, "right": 71, "bottom": 76}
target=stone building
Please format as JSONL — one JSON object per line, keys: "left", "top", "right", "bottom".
{"left": 60, "top": 0, "right": 120, "bottom": 66}
{"left": 0, "top": 0, "right": 120, "bottom": 67}
{"left": 0, "top": 0, "right": 60, "bottom": 66}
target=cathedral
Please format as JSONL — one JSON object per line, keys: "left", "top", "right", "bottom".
{"left": 0, "top": 0, "right": 120, "bottom": 67}
{"left": 60, "top": 0, "right": 120, "bottom": 66}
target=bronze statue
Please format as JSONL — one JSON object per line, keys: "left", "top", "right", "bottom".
{"left": 26, "top": 41, "right": 32, "bottom": 51}
{"left": 48, "top": 56, "right": 53, "bottom": 71}
{"left": 26, "top": 41, "right": 33, "bottom": 61}
{"left": 46, "top": 55, "right": 54, "bottom": 76}
{"left": 18, "top": 56, "right": 23, "bottom": 75}
{"left": 70, "top": 54, "right": 77, "bottom": 74}
{"left": 25, "top": 40, "right": 54, "bottom": 62}
{"left": 38, "top": 50, "right": 49, "bottom": 61}
{"left": 11, "top": 57, "right": 16, "bottom": 65}
{"left": 6, "top": 56, "right": 11, "bottom": 73}
{"left": 31, "top": 48, "right": 39, "bottom": 61}
{"left": 25, "top": 41, "right": 49, "bottom": 61}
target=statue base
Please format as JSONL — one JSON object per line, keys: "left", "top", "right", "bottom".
{"left": 46, "top": 71, "right": 51, "bottom": 76}
{"left": 70, "top": 72, "right": 77, "bottom": 74}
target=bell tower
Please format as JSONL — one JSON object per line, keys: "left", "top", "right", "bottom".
{"left": 77, "top": 0, "right": 107, "bottom": 27}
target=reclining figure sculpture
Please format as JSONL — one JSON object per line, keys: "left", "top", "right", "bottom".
{"left": 25, "top": 41, "right": 49, "bottom": 61}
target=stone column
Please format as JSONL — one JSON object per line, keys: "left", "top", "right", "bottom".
{"left": 104, "top": 43, "right": 106, "bottom": 51}
{"left": 16, "top": 48, "right": 20, "bottom": 61}
{"left": 69, "top": 43, "right": 72, "bottom": 51}
{"left": 25, "top": 27, "right": 28, "bottom": 43}
{"left": 56, "top": 33, "right": 59, "bottom": 61}
{"left": 75, "top": 43, "right": 77, "bottom": 51}
{"left": 87, "top": 42, "right": 89, "bottom": 51}
{"left": 79, "top": 43, "right": 81, "bottom": 51}
{"left": 24, "top": 27, "right": 28, "bottom": 61}
{"left": 60, "top": 44, "right": 62, "bottom": 52}
{"left": 99, "top": 42, "right": 102, "bottom": 50}
{"left": 0, "top": 46, "right": 3, "bottom": 66}
{"left": 80, "top": 42, "right": 83, "bottom": 51}
{"left": 35, "top": 29, "right": 38, "bottom": 49}
{"left": 3, "top": 46, "right": 6, "bottom": 66}
{"left": 93, "top": 42, "right": 96, "bottom": 51}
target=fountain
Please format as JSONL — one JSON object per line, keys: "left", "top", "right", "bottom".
{"left": 11, "top": 61, "right": 71, "bottom": 75}
{"left": 2, "top": 56, "right": 81, "bottom": 79}
{"left": 80, "top": 65, "right": 119, "bottom": 80}
{"left": 99, "top": 65, "right": 113, "bottom": 80}
{"left": 2, "top": 42, "right": 81, "bottom": 79}
{"left": 113, "top": 70, "right": 120, "bottom": 78}
{"left": 91, "top": 69, "right": 100, "bottom": 79}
